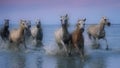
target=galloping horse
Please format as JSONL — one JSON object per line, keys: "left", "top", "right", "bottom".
{"left": 0, "top": 19, "right": 10, "bottom": 41}
{"left": 31, "top": 19, "right": 43, "bottom": 45}
{"left": 9, "top": 20, "right": 28, "bottom": 49}
{"left": 87, "top": 17, "right": 111, "bottom": 50}
{"left": 24, "top": 20, "right": 31, "bottom": 39}
{"left": 70, "top": 18, "right": 86, "bottom": 58}
{"left": 54, "top": 14, "right": 71, "bottom": 55}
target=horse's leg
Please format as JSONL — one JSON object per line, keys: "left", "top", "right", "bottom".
{"left": 74, "top": 44, "right": 83, "bottom": 58}
{"left": 96, "top": 38, "right": 99, "bottom": 45}
{"left": 1, "top": 35, "right": 5, "bottom": 41}
{"left": 91, "top": 36, "right": 95, "bottom": 44}
{"left": 17, "top": 43, "right": 21, "bottom": 51}
{"left": 65, "top": 41, "right": 72, "bottom": 56}
{"left": 79, "top": 42, "right": 84, "bottom": 59}
{"left": 81, "top": 43, "right": 84, "bottom": 57}
{"left": 93, "top": 37, "right": 96, "bottom": 43}
{"left": 68, "top": 41, "right": 72, "bottom": 56}
{"left": 23, "top": 37, "right": 27, "bottom": 49}
{"left": 79, "top": 48, "right": 84, "bottom": 62}
{"left": 104, "top": 37, "right": 109, "bottom": 50}
{"left": 95, "top": 38, "right": 100, "bottom": 48}
{"left": 36, "top": 37, "right": 40, "bottom": 46}
{"left": 60, "top": 40, "right": 68, "bottom": 55}
{"left": 92, "top": 37, "right": 96, "bottom": 46}
{"left": 8, "top": 40, "right": 12, "bottom": 49}
{"left": 32, "top": 35, "right": 35, "bottom": 40}
{"left": 81, "top": 48, "right": 84, "bottom": 57}
{"left": 24, "top": 42, "right": 27, "bottom": 49}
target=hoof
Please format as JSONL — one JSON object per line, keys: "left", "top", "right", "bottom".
{"left": 80, "top": 55, "right": 84, "bottom": 59}
{"left": 106, "top": 47, "right": 109, "bottom": 50}
{"left": 92, "top": 43, "right": 100, "bottom": 49}
{"left": 68, "top": 52, "right": 72, "bottom": 56}
{"left": 67, "top": 52, "right": 72, "bottom": 56}
{"left": 80, "top": 55, "right": 85, "bottom": 62}
{"left": 81, "top": 59, "right": 85, "bottom": 62}
{"left": 24, "top": 45, "right": 27, "bottom": 49}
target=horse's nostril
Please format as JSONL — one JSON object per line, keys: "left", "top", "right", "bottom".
{"left": 5, "top": 26, "right": 9, "bottom": 28}
{"left": 37, "top": 25, "right": 40, "bottom": 28}
{"left": 81, "top": 28, "right": 84, "bottom": 32}
{"left": 107, "top": 22, "right": 111, "bottom": 26}
{"left": 29, "top": 26, "right": 31, "bottom": 28}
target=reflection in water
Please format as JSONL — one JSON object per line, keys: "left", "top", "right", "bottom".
{"left": 85, "top": 52, "right": 106, "bottom": 68}
{"left": 106, "top": 55, "right": 120, "bottom": 68}
{"left": 42, "top": 56, "right": 57, "bottom": 68}
{"left": 25, "top": 53, "right": 38, "bottom": 68}
{"left": 0, "top": 47, "right": 120, "bottom": 68}
{"left": 0, "top": 51, "right": 25, "bottom": 68}
{"left": 0, "top": 25, "right": 120, "bottom": 68}
{"left": 56, "top": 56, "right": 85, "bottom": 68}
{"left": 24, "top": 50, "right": 43, "bottom": 68}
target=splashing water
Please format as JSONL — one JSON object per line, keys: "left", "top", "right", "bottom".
{"left": 0, "top": 38, "right": 9, "bottom": 50}
{"left": 43, "top": 42, "right": 67, "bottom": 56}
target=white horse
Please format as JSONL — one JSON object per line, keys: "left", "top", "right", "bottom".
{"left": 54, "top": 14, "right": 71, "bottom": 55}
{"left": 9, "top": 19, "right": 28, "bottom": 49}
{"left": 87, "top": 17, "right": 111, "bottom": 50}
{"left": 31, "top": 19, "right": 43, "bottom": 46}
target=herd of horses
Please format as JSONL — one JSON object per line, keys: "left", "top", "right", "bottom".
{"left": 55, "top": 14, "right": 111, "bottom": 59}
{"left": 0, "top": 14, "right": 111, "bottom": 59}
{"left": 0, "top": 19, "right": 43, "bottom": 49}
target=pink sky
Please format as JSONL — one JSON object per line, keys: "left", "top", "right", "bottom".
{"left": 1, "top": 0, "right": 120, "bottom": 8}
{"left": 0, "top": 0, "right": 120, "bottom": 24}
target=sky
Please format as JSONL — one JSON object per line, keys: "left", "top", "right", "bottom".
{"left": 0, "top": 0, "right": 120, "bottom": 24}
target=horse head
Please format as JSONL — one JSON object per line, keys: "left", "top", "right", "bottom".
{"left": 77, "top": 18, "right": 86, "bottom": 32}
{"left": 35, "top": 19, "right": 41, "bottom": 28}
{"left": 27, "top": 20, "right": 31, "bottom": 28}
{"left": 24, "top": 20, "right": 31, "bottom": 30}
{"left": 60, "top": 14, "right": 69, "bottom": 29}
{"left": 20, "top": 19, "right": 27, "bottom": 29}
{"left": 101, "top": 16, "right": 111, "bottom": 27}
{"left": 4, "top": 19, "right": 9, "bottom": 29}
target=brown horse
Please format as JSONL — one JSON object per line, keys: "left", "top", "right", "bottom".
{"left": 70, "top": 18, "right": 86, "bottom": 58}
{"left": 9, "top": 19, "right": 27, "bottom": 49}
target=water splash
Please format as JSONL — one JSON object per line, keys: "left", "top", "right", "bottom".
{"left": 43, "top": 42, "right": 66, "bottom": 56}
{"left": 0, "top": 38, "right": 9, "bottom": 51}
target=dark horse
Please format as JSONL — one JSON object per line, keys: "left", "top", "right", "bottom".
{"left": 31, "top": 19, "right": 43, "bottom": 46}
{"left": 54, "top": 14, "right": 71, "bottom": 56}
{"left": 24, "top": 20, "right": 31, "bottom": 39}
{"left": 0, "top": 19, "right": 10, "bottom": 41}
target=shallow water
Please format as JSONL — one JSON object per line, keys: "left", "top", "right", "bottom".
{"left": 0, "top": 24, "right": 120, "bottom": 68}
